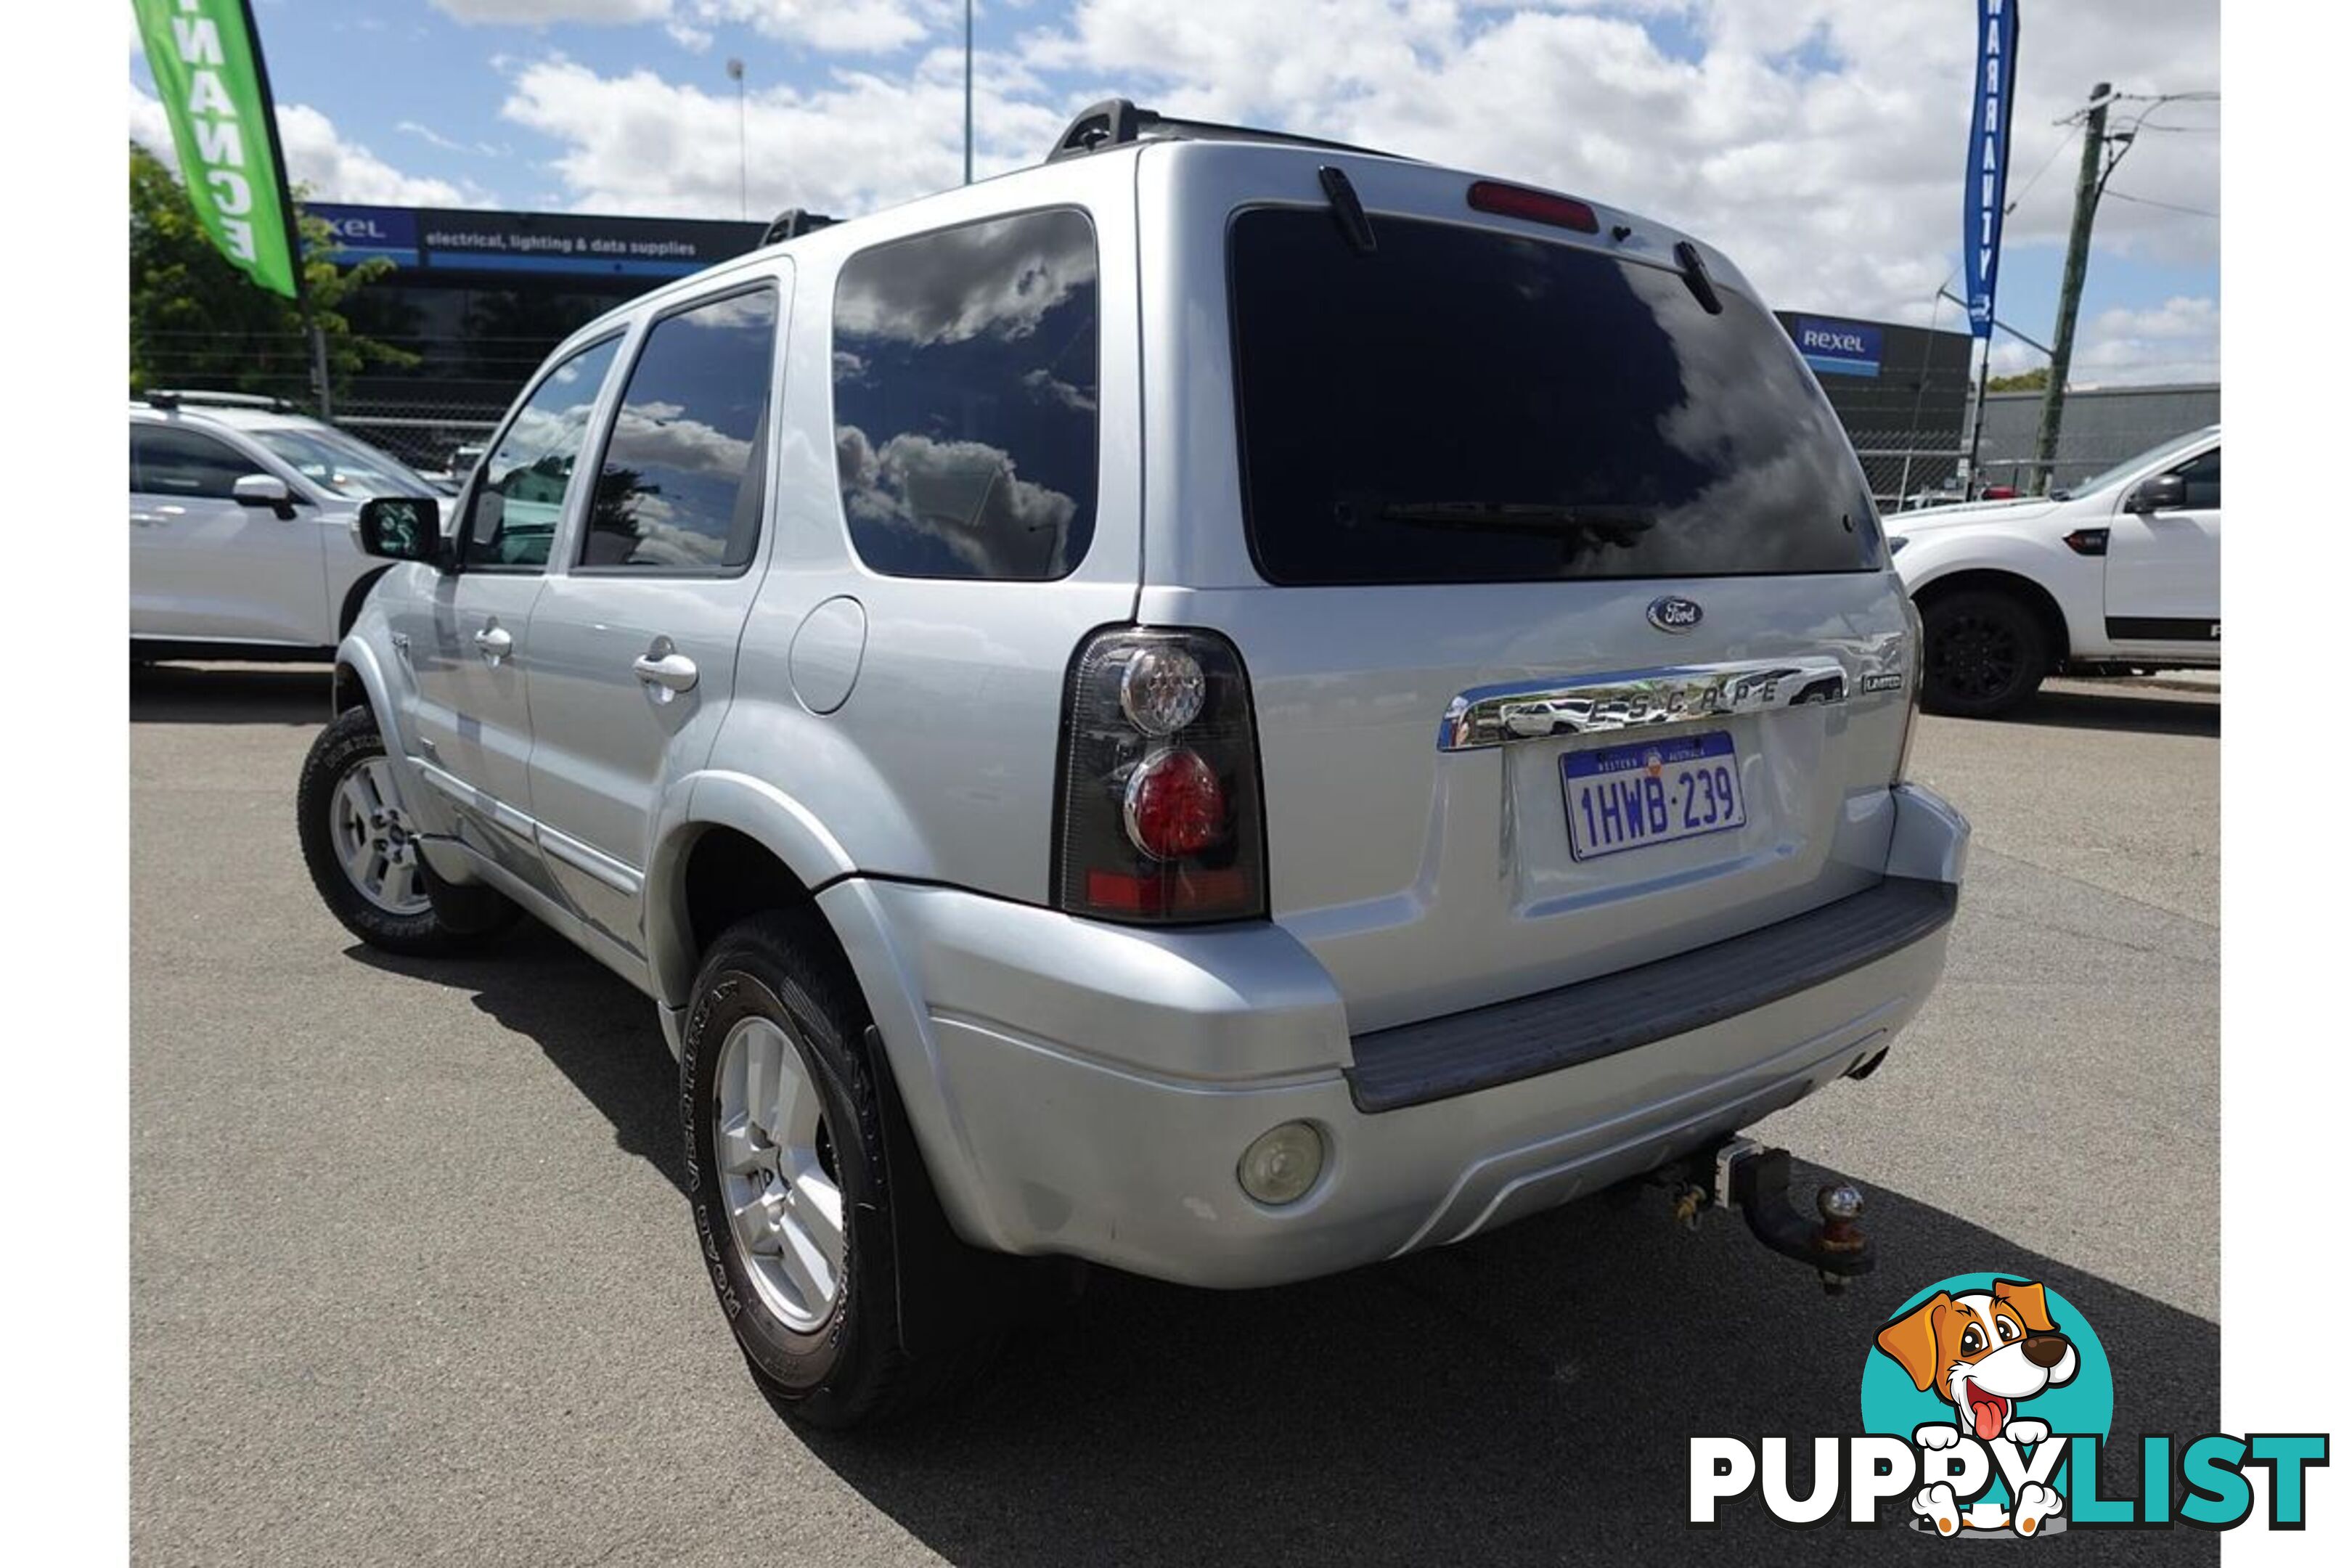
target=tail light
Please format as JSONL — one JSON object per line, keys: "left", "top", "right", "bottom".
{"left": 1055, "top": 627, "right": 1267, "bottom": 923}
{"left": 1466, "top": 179, "right": 1600, "bottom": 234}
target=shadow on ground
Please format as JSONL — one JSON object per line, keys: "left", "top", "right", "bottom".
{"left": 343, "top": 926, "right": 2219, "bottom": 1567}
{"left": 131, "top": 661, "right": 333, "bottom": 726}
{"left": 1994, "top": 685, "right": 2219, "bottom": 738}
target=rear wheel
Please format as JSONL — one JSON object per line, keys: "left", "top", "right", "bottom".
{"left": 296, "top": 706, "right": 519, "bottom": 954}
{"left": 682, "top": 910, "right": 1001, "bottom": 1428}
{"left": 1919, "top": 589, "right": 2048, "bottom": 718}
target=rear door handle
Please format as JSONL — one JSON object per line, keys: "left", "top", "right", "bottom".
{"left": 473, "top": 624, "right": 513, "bottom": 663}
{"left": 633, "top": 640, "right": 698, "bottom": 698}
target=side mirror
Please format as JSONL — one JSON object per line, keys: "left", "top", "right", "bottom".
{"left": 232, "top": 473, "right": 295, "bottom": 517}
{"left": 2126, "top": 473, "right": 2189, "bottom": 514}
{"left": 357, "top": 496, "right": 448, "bottom": 567}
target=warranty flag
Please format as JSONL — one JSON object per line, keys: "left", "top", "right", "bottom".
{"left": 131, "top": 0, "right": 301, "bottom": 299}
{"left": 1961, "top": 0, "right": 2020, "bottom": 339}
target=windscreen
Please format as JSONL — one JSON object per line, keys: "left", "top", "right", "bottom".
{"left": 1228, "top": 208, "right": 1883, "bottom": 585}
{"left": 251, "top": 425, "right": 433, "bottom": 499}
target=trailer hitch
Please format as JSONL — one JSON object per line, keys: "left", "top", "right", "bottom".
{"left": 1668, "top": 1137, "right": 1875, "bottom": 1294}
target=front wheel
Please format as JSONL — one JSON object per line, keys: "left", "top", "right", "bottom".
{"left": 296, "top": 706, "right": 518, "bottom": 955}
{"left": 1919, "top": 589, "right": 2049, "bottom": 718}
{"left": 682, "top": 910, "right": 1000, "bottom": 1428}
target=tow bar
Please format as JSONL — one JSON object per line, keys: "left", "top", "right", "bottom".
{"left": 1665, "top": 1137, "right": 1875, "bottom": 1294}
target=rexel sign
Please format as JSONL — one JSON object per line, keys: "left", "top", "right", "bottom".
{"left": 1794, "top": 318, "right": 1883, "bottom": 379}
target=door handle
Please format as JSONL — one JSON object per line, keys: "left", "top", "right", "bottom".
{"left": 473, "top": 624, "right": 514, "bottom": 663}
{"left": 633, "top": 640, "right": 699, "bottom": 697}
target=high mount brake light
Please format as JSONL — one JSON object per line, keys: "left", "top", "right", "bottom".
{"left": 1466, "top": 180, "right": 1600, "bottom": 235}
{"left": 1055, "top": 629, "right": 1267, "bottom": 923}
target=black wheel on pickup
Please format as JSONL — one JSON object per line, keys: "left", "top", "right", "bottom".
{"left": 1919, "top": 588, "right": 2048, "bottom": 718}
{"left": 681, "top": 910, "right": 1008, "bottom": 1429}
{"left": 296, "top": 706, "right": 520, "bottom": 955}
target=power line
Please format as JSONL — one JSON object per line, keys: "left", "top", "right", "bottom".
{"left": 2104, "top": 189, "right": 2219, "bottom": 219}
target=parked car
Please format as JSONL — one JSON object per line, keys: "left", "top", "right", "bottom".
{"left": 295, "top": 101, "right": 1968, "bottom": 1428}
{"left": 131, "top": 391, "right": 443, "bottom": 661}
{"left": 1885, "top": 426, "right": 2221, "bottom": 716}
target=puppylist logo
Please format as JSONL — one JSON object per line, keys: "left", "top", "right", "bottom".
{"left": 1691, "top": 1273, "right": 2328, "bottom": 1536}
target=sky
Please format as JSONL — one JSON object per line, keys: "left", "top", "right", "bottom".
{"left": 128, "top": 1, "right": 2221, "bottom": 385}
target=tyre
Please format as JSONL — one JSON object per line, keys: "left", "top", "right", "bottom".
{"left": 1919, "top": 589, "right": 2049, "bottom": 718}
{"left": 296, "top": 705, "right": 520, "bottom": 955}
{"left": 681, "top": 910, "right": 998, "bottom": 1428}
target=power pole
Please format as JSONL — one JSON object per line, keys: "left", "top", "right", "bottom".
{"left": 2032, "top": 81, "right": 2112, "bottom": 494}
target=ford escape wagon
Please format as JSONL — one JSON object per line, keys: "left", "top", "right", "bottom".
{"left": 297, "top": 101, "right": 1969, "bottom": 1428}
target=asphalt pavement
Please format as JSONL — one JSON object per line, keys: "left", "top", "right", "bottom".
{"left": 129, "top": 666, "right": 2218, "bottom": 1567}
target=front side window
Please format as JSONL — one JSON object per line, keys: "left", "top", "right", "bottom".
{"left": 831, "top": 208, "right": 1099, "bottom": 581}
{"left": 131, "top": 425, "right": 256, "bottom": 500}
{"left": 1228, "top": 208, "right": 1882, "bottom": 584}
{"left": 2173, "top": 447, "right": 2221, "bottom": 510}
{"left": 462, "top": 335, "right": 622, "bottom": 569}
{"left": 580, "top": 287, "right": 778, "bottom": 571}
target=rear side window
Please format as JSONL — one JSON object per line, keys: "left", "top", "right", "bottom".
{"left": 831, "top": 208, "right": 1099, "bottom": 581}
{"left": 1228, "top": 208, "right": 1882, "bottom": 584}
{"left": 462, "top": 335, "right": 621, "bottom": 570}
{"left": 581, "top": 286, "right": 778, "bottom": 571}
{"left": 131, "top": 425, "right": 253, "bottom": 499}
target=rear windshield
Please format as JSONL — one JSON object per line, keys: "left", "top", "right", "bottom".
{"left": 1228, "top": 208, "right": 1882, "bottom": 585}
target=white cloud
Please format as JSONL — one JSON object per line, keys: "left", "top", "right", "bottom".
{"left": 429, "top": 1, "right": 671, "bottom": 23}
{"left": 690, "top": 1, "right": 940, "bottom": 54}
{"left": 131, "top": 81, "right": 475, "bottom": 206}
{"left": 498, "top": 51, "right": 1061, "bottom": 219}
{"left": 2075, "top": 295, "right": 2219, "bottom": 385}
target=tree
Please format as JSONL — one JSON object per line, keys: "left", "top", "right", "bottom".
{"left": 128, "top": 140, "right": 415, "bottom": 404}
{"left": 1987, "top": 367, "right": 2049, "bottom": 393}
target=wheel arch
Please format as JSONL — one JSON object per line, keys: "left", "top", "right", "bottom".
{"left": 644, "top": 772, "right": 863, "bottom": 1013}
{"left": 1908, "top": 567, "right": 2074, "bottom": 668}
{"left": 337, "top": 565, "right": 395, "bottom": 641}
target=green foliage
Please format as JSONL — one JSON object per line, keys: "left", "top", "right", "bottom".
{"left": 128, "top": 139, "right": 416, "bottom": 402}
{"left": 1987, "top": 367, "right": 2050, "bottom": 392}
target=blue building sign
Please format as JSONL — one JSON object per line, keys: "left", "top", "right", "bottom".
{"left": 306, "top": 202, "right": 763, "bottom": 280}
{"left": 1793, "top": 317, "right": 1883, "bottom": 378}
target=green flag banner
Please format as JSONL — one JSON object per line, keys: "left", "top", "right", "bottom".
{"left": 131, "top": 0, "right": 300, "bottom": 298}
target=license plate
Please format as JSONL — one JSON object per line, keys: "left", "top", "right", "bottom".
{"left": 1561, "top": 731, "right": 1746, "bottom": 861}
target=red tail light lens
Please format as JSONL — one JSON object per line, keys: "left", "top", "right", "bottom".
{"left": 1056, "top": 628, "right": 1267, "bottom": 923}
{"left": 1125, "top": 748, "right": 1225, "bottom": 859}
{"left": 1467, "top": 179, "right": 1600, "bottom": 234}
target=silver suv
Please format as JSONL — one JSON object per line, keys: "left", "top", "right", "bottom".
{"left": 298, "top": 103, "right": 1968, "bottom": 1428}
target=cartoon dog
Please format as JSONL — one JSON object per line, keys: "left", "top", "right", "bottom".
{"left": 1874, "top": 1279, "right": 2080, "bottom": 1538}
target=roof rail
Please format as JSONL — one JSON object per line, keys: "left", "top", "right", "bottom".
{"left": 761, "top": 208, "right": 838, "bottom": 245}
{"left": 1043, "top": 97, "right": 1411, "bottom": 165}
{"left": 140, "top": 389, "right": 297, "bottom": 413}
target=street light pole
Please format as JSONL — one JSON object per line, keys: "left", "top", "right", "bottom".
{"left": 963, "top": 0, "right": 974, "bottom": 186}
{"left": 727, "top": 57, "right": 748, "bottom": 220}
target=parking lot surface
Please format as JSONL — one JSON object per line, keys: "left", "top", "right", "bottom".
{"left": 131, "top": 668, "right": 2218, "bottom": 1566}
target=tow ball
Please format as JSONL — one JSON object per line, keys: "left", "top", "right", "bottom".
{"left": 1668, "top": 1137, "right": 1875, "bottom": 1295}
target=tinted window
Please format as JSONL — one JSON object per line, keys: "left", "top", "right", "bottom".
{"left": 581, "top": 287, "right": 777, "bottom": 571}
{"left": 131, "top": 425, "right": 256, "bottom": 499}
{"left": 1228, "top": 209, "right": 1882, "bottom": 584}
{"left": 462, "top": 336, "right": 621, "bottom": 568}
{"left": 832, "top": 209, "right": 1098, "bottom": 580}
{"left": 2173, "top": 447, "right": 2220, "bottom": 510}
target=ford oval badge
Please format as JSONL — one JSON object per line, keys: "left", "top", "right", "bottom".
{"left": 1646, "top": 595, "right": 1703, "bottom": 634}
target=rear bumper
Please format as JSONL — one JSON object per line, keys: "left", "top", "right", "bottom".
{"left": 827, "top": 783, "right": 1967, "bottom": 1289}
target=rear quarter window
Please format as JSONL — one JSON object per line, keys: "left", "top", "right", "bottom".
{"left": 830, "top": 208, "right": 1099, "bottom": 581}
{"left": 1227, "top": 208, "right": 1882, "bottom": 585}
